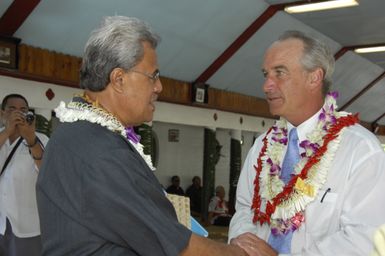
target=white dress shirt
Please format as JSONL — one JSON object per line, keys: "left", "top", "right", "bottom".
{"left": 0, "top": 129, "right": 48, "bottom": 238}
{"left": 229, "top": 109, "right": 385, "bottom": 255}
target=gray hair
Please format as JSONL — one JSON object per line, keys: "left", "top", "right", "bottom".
{"left": 80, "top": 16, "right": 160, "bottom": 91}
{"left": 277, "top": 30, "right": 335, "bottom": 96}
{"left": 215, "top": 185, "right": 225, "bottom": 194}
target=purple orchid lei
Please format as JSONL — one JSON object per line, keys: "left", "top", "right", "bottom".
{"left": 125, "top": 126, "right": 141, "bottom": 144}
{"left": 271, "top": 212, "right": 305, "bottom": 236}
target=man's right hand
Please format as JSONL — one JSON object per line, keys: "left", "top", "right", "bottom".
{"left": 3, "top": 110, "right": 26, "bottom": 136}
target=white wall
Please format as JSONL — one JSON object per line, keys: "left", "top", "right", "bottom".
{"left": 153, "top": 101, "right": 275, "bottom": 133}
{"left": 152, "top": 121, "right": 204, "bottom": 191}
{"left": 241, "top": 130, "right": 259, "bottom": 167}
{"left": 0, "top": 75, "right": 82, "bottom": 110}
{"left": 377, "top": 135, "right": 385, "bottom": 144}
{"left": 377, "top": 136, "right": 385, "bottom": 151}
{"left": 151, "top": 124, "right": 257, "bottom": 201}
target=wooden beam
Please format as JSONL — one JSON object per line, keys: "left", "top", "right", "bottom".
{"left": 347, "top": 42, "right": 385, "bottom": 49}
{"left": 334, "top": 47, "right": 353, "bottom": 60}
{"left": 373, "top": 113, "right": 385, "bottom": 124}
{"left": 0, "top": 0, "right": 41, "bottom": 36}
{"left": 334, "top": 42, "right": 385, "bottom": 60}
{"left": 339, "top": 71, "right": 385, "bottom": 111}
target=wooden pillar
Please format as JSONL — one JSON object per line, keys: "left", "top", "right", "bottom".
{"left": 229, "top": 130, "right": 242, "bottom": 214}
{"left": 201, "top": 127, "right": 216, "bottom": 222}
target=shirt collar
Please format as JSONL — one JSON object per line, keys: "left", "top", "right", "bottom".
{"left": 285, "top": 104, "right": 325, "bottom": 143}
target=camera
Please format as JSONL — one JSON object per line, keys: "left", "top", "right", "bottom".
{"left": 24, "top": 111, "right": 35, "bottom": 125}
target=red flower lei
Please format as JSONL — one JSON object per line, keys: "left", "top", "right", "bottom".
{"left": 251, "top": 114, "right": 359, "bottom": 225}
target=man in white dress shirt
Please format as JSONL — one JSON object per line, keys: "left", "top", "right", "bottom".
{"left": 229, "top": 31, "right": 385, "bottom": 255}
{"left": 0, "top": 94, "right": 48, "bottom": 256}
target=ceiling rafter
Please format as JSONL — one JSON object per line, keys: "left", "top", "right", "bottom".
{"left": 374, "top": 113, "right": 385, "bottom": 123}
{"left": 335, "top": 43, "right": 385, "bottom": 115}
{"left": 0, "top": 0, "right": 41, "bottom": 36}
{"left": 334, "top": 43, "right": 385, "bottom": 60}
{"left": 195, "top": 5, "right": 283, "bottom": 83}
{"left": 372, "top": 112, "right": 385, "bottom": 127}
{"left": 334, "top": 47, "right": 353, "bottom": 60}
{"left": 339, "top": 71, "right": 385, "bottom": 111}
{"left": 194, "top": 1, "right": 316, "bottom": 83}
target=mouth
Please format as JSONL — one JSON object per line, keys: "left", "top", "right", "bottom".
{"left": 150, "top": 95, "right": 158, "bottom": 110}
{"left": 266, "top": 95, "right": 281, "bottom": 102}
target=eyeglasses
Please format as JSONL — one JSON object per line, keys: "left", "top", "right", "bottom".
{"left": 130, "top": 69, "right": 160, "bottom": 83}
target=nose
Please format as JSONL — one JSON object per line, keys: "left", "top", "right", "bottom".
{"left": 263, "top": 76, "right": 275, "bottom": 93}
{"left": 154, "top": 78, "right": 163, "bottom": 93}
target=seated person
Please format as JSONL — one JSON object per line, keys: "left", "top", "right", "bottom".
{"left": 186, "top": 176, "right": 203, "bottom": 218}
{"left": 166, "top": 175, "right": 184, "bottom": 195}
{"left": 208, "top": 186, "right": 232, "bottom": 226}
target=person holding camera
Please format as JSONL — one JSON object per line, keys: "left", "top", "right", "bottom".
{"left": 0, "top": 94, "right": 48, "bottom": 256}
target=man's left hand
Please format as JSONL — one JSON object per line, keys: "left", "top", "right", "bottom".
{"left": 18, "top": 115, "right": 37, "bottom": 145}
{"left": 230, "top": 232, "right": 278, "bottom": 256}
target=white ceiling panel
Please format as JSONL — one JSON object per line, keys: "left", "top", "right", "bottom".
{"left": 208, "top": 11, "right": 341, "bottom": 98}
{"left": 346, "top": 80, "right": 385, "bottom": 124}
{"left": 333, "top": 51, "right": 384, "bottom": 109}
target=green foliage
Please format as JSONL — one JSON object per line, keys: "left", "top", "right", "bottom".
{"left": 213, "top": 139, "right": 223, "bottom": 165}
{"left": 201, "top": 128, "right": 216, "bottom": 220}
{"left": 35, "top": 114, "right": 52, "bottom": 137}
{"left": 135, "top": 124, "right": 157, "bottom": 166}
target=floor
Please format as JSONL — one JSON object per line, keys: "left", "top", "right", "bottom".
{"left": 206, "top": 225, "right": 229, "bottom": 243}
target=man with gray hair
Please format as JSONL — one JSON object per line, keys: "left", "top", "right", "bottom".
{"left": 229, "top": 30, "right": 385, "bottom": 255}
{"left": 36, "top": 16, "right": 260, "bottom": 255}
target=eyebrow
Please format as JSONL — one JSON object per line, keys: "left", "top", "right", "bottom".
{"left": 5, "top": 106, "right": 29, "bottom": 113}
{"left": 262, "top": 64, "right": 288, "bottom": 71}
{"left": 272, "top": 65, "right": 288, "bottom": 71}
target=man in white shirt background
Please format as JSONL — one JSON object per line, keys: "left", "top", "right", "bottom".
{"left": 0, "top": 94, "right": 48, "bottom": 256}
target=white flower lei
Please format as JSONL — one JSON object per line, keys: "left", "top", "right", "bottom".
{"left": 55, "top": 101, "right": 156, "bottom": 171}
{"left": 260, "top": 94, "right": 347, "bottom": 221}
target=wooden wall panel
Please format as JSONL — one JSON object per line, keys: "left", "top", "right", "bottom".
{"left": 207, "top": 88, "right": 273, "bottom": 118}
{"left": 158, "top": 76, "right": 191, "bottom": 104}
{"left": 18, "top": 44, "right": 81, "bottom": 83}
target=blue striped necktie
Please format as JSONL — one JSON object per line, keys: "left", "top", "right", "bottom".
{"left": 268, "top": 128, "right": 300, "bottom": 254}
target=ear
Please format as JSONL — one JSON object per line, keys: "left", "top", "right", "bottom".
{"left": 109, "top": 68, "right": 126, "bottom": 93}
{"left": 308, "top": 67, "right": 324, "bottom": 92}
